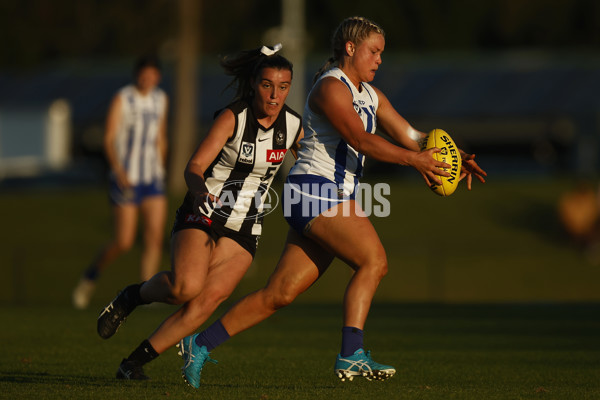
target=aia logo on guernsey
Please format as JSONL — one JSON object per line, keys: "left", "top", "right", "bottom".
{"left": 185, "top": 213, "right": 212, "bottom": 226}
{"left": 267, "top": 149, "right": 286, "bottom": 164}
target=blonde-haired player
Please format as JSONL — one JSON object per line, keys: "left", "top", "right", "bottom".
{"left": 180, "top": 16, "right": 487, "bottom": 386}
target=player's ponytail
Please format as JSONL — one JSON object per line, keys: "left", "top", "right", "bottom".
{"left": 312, "top": 57, "right": 337, "bottom": 85}
{"left": 313, "top": 16, "right": 385, "bottom": 85}
{"left": 221, "top": 44, "right": 293, "bottom": 102}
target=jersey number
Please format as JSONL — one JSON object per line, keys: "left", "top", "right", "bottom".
{"left": 262, "top": 166, "right": 278, "bottom": 182}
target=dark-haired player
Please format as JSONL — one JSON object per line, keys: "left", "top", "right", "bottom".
{"left": 96, "top": 44, "right": 304, "bottom": 384}
{"left": 73, "top": 55, "right": 168, "bottom": 309}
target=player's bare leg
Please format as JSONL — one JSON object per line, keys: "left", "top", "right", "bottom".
{"left": 307, "top": 200, "right": 387, "bottom": 330}
{"left": 139, "top": 195, "right": 167, "bottom": 281}
{"left": 114, "top": 237, "right": 252, "bottom": 383}
{"left": 180, "top": 201, "right": 394, "bottom": 384}
{"left": 102, "top": 203, "right": 140, "bottom": 270}
{"left": 97, "top": 229, "right": 213, "bottom": 339}
{"left": 140, "top": 229, "right": 215, "bottom": 304}
{"left": 148, "top": 237, "right": 253, "bottom": 353}
{"left": 73, "top": 203, "right": 138, "bottom": 309}
{"left": 177, "top": 229, "right": 333, "bottom": 388}
{"left": 221, "top": 229, "right": 334, "bottom": 336}
{"left": 307, "top": 200, "right": 395, "bottom": 381}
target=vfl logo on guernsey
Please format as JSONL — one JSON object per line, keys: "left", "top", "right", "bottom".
{"left": 267, "top": 149, "right": 287, "bottom": 164}
{"left": 238, "top": 142, "right": 255, "bottom": 164}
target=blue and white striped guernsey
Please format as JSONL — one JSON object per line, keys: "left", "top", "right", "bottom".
{"left": 289, "top": 67, "right": 379, "bottom": 196}
{"left": 114, "top": 84, "right": 167, "bottom": 185}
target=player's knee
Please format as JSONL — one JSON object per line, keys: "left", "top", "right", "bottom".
{"left": 202, "top": 287, "right": 232, "bottom": 311}
{"left": 366, "top": 255, "right": 388, "bottom": 280}
{"left": 268, "top": 284, "right": 300, "bottom": 310}
{"left": 170, "top": 282, "right": 201, "bottom": 304}
{"left": 378, "top": 259, "right": 389, "bottom": 279}
{"left": 376, "top": 257, "right": 389, "bottom": 278}
{"left": 114, "top": 237, "right": 135, "bottom": 253}
{"left": 270, "top": 293, "right": 292, "bottom": 310}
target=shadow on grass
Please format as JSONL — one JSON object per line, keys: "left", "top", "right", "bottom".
{"left": 200, "top": 382, "right": 338, "bottom": 390}
{"left": 0, "top": 370, "right": 167, "bottom": 389}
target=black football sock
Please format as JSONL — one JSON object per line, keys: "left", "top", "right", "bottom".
{"left": 126, "top": 282, "right": 150, "bottom": 306}
{"left": 125, "top": 339, "right": 159, "bottom": 366}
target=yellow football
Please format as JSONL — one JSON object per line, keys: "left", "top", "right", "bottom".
{"left": 422, "top": 129, "right": 461, "bottom": 196}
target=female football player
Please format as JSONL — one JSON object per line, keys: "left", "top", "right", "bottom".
{"left": 72, "top": 55, "right": 168, "bottom": 310}
{"left": 179, "top": 16, "right": 487, "bottom": 387}
{"left": 96, "top": 44, "right": 304, "bottom": 381}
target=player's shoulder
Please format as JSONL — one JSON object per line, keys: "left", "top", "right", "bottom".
{"left": 281, "top": 103, "right": 302, "bottom": 121}
{"left": 117, "top": 84, "right": 135, "bottom": 97}
{"left": 313, "top": 75, "right": 353, "bottom": 100}
{"left": 212, "top": 106, "right": 236, "bottom": 128}
{"left": 153, "top": 86, "right": 167, "bottom": 99}
{"left": 153, "top": 87, "right": 168, "bottom": 111}
{"left": 225, "top": 98, "right": 252, "bottom": 115}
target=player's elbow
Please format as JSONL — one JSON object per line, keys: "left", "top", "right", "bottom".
{"left": 346, "top": 136, "right": 363, "bottom": 153}
{"left": 347, "top": 134, "right": 376, "bottom": 156}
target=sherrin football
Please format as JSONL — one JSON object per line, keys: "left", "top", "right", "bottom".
{"left": 422, "top": 129, "right": 461, "bottom": 196}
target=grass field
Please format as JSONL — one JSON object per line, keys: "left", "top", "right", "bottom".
{"left": 1, "top": 177, "right": 599, "bottom": 399}
{"left": 1, "top": 303, "right": 599, "bottom": 399}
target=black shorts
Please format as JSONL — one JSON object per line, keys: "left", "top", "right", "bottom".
{"left": 171, "top": 196, "right": 259, "bottom": 258}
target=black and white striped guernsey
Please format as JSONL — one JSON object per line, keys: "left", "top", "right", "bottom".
{"left": 196, "top": 99, "right": 302, "bottom": 236}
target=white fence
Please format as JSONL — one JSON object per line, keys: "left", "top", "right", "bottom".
{"left": 0, "top": 99, "right": 71, "bottom": 179}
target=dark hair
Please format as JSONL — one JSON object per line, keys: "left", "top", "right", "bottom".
{"left": 133, "top": 54, "right": 162, "bottom": 78}
{"left": 220, "top": 45, "right": 294, "bottom": 102}
{"left": 313, "top": 16, "right": 385, "bottom": 84}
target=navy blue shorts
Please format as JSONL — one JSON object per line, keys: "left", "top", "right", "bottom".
{"left": 108, "top": 175, "right": 165, "bottom": 206}
{"left": 282, "top": 174, "right": 355, "bottom": 234}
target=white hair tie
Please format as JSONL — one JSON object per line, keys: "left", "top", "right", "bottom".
{"left": 260, "top": 43, "right": 282, "bottom": 56}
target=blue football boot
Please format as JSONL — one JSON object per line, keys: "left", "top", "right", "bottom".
{"left": 334, "top": 348, "right": 396, "bottom": 381}
{"left": 177, "top": 334, "right": 218, "bottom": 388}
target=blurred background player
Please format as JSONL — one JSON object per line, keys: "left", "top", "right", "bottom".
{"left": 96, "top": 45, "right": 304, "bottom": 381}
{"left": 557, "top": 180, "right": 600, "bottom": 264}
{"left": 72, "top": 55, "right": 169, "bottom": 309}
{"left": 177, "top": 16, "right": 487, "bottom": 387}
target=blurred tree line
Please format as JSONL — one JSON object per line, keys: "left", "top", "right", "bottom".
{"left": 1, "top": 0, "right": 598, "bottom": 70}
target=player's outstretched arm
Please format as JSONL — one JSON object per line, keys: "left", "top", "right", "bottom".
{"left": 310, "top": 77, "right": 450, "bottom": 185}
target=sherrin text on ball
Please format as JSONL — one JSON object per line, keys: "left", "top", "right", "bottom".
{"left": 422, "top": 129, "right": 461, "bottom": 196}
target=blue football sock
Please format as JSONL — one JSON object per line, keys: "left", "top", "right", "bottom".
{"left": 83, "top": 265, "right": 99, "bottom": 281}
{"left": 341, "top": 326, "right": 364, "bottom": 357}
{"left": 194, "top": 319, "right": 230, "bottom": 351}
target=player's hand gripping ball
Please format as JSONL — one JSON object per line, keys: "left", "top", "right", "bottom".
{"left": 421, "top": 129, "right": 461, "bottom": 196}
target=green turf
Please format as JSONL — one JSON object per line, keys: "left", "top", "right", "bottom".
{"left": 1, "top": 177, "right": 600, "bottom": 398}
{"left": 1, "top": 177, "right": 599, "bottom": 306}
{"left": 1, "top": 303, "right": 598, "bottom": 399}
